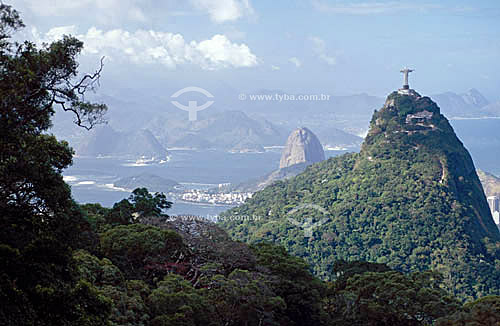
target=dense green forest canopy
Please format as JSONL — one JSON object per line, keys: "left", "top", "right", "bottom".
{"left": 220, "top": 91, "right": 500, "bottom": 301}
{"left": 0, "top": 3, "right": 109, "bottom": 325}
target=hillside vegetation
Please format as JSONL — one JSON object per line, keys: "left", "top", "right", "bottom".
{"left": 221, "top": 91, "right": 500, "bottom": 300}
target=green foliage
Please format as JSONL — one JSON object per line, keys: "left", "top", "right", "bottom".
{"left": 130, "top": 187, "right": 172, "bottom": 219}
{"left": 81, "top": 203, "right": 111, "bottom": 233}
{"left": 75, "top": 206, "right": 339, "bottom": 326}
{"left": 0, "top": 4, "right": 111, "bottom": 324}
{"left": 105, "top": 199, "right": 136, "bottom": 227}
{"left": 73, "top": 249, "right": 152, "bottom": 326}
{"left": 101, "top": 280, "right": 151, "bottom": 326}
{"left": 103, "top": 188, "right": 172, "bottom": 227}
{"left": 0, "top": 244, "right": 35, "bottom": 325}
{"left": 73, "top": 249, "right": 124, "bottom": 287}
{"left": 100, "top": 224, "right": 186, "bottom": 280}
{"left": 75, "top": 202, "right": 494, "bottom": 326}
{"left": 220, "top": 92, "right": 500, "bottom": 301}
{"left": 200, "top": 269, "right": 286, "bottom": 326}
{"left": 435, "top": 295, "right": 500, "bottom": 326}
{"left": 148, "top": 274, "right": 211, "bottom": 326}
{"left": 331, "top": 260, "right": 392, "bottom": 291}
{"left": 251, "top": 243, "right": 328, "bottom": 326}
{"left": 70, "top": 280, "right": 113, "bottom": 326}
{"left": 326, "top": 270, "right": 460, "bottom": 326}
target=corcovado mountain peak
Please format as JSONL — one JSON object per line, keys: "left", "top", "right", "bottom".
{"left": 220, "top": 84, "right": 500, "bottom": 300}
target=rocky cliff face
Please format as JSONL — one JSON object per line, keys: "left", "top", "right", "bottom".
{"left": 279, "top": 127, "right": 325, "bottom": 169}
{"left": 231, "top": 128, "right": 325, "bottom": 193}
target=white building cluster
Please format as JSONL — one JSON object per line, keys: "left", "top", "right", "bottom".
{"left": 181, "top": 190, "right": 253, "bottom": 205}
{"left": 487, "top": 196, "right": 500, "bottom": 225}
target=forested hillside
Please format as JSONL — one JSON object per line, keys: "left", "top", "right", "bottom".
{"left": 221, "top": 90, "right": 500, "bottom": 300}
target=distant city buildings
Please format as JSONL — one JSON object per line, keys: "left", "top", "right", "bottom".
{"left": 179, "top": 189, "right": 253, "bottom": 205}
{"left": 487, "top": 196, "right": 500, "bottom": 224}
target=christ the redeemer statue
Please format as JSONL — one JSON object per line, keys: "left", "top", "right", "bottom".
{"left": 400, "top": 67, "right": 414, "bottom": 90}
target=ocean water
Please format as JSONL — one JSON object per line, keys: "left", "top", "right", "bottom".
{"left": 64, "top": 118, "right": 500, "bottom": 216}
{"left": 65, "top": 149, "right": 349, "bottom": 216}
{"left": 450, "top": 118, "right": 500, "bottom": 176}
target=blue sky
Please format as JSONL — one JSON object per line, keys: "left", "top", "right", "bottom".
{"left": 9, "top": 0, "right": 500, "bottom": 100}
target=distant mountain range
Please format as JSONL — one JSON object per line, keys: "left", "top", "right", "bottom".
{"left": 145, "top": 110, "right": 288, "bottom": 152}
{"left": 431, "top": 88, "right": 498, "bottom": 118}
{"left": 53, "top": 109, "right": 361, "bottom": 157}
{"left": 77, "top": 126, "right": 169, "bottom": 159}
{"left": 49, "top": 87, "right": 498, "bottom": 158}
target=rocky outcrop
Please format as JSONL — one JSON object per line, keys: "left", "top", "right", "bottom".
{"left": 279, "top": 127, "right": 325, "bottom": 169}
{"left": 231, "top": 128, "right": 325, "bottom": 193}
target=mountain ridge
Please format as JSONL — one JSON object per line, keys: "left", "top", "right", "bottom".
{"left": 77, "top": 126, "right": 169, "bottom": 159}
{"left": 220, "top": 89, "right": 500, "bottom": 300}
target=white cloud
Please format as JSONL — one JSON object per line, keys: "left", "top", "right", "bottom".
{"left": 190, "top": 0, "right": 254, "bottom": 23}
{"left": 34, "top": 26, "right": 258, "bottom": 70}
{"left": 271, "top": 65, "right": 280, "bottom": 71}
{"left": 288, "top": 57, "right": 302, "bottom": 68}
{"left": 312, "top": 1, "right": 441, "bottom": 15}
{"left": 309, "top": 36, "right": 336, "bottom": 65}
{"left": 196, "top": 34, "right": 257, "bottom": 68}
{"left": 42, "top": 25, "right": 78, "bottom": 40}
